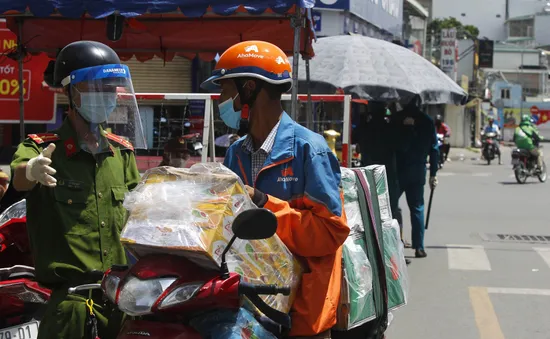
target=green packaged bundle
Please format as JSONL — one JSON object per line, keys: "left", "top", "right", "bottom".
{"left": 364, "top": 165, "right": 393, "bottom": 223}
{"left": 382, "top": 219, "right": 409, "bottom": 311}
{"left": 335, "top": 168, "right": 376, "bottom": 330}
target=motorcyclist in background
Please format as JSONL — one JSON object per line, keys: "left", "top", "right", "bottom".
{"left": 481, "top": 116, "right": 502, "bottom": 164}
{"left": 514, "top": 114, "right": 544, "bottom": 170}
{"left": 159, "top": 136, "right": 193, "bottom": 168}
{"left": 435, "top": 115, "right": 451, "bottom": 163}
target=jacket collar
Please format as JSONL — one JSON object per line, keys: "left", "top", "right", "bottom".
{"left": 266, "top": 112, "right": 294, "bottom": 165}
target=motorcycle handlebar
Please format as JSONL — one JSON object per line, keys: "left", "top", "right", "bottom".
{"left": 239, "top": 282, "right": 291, "bottom": 296}
{"left": 239, "top": 282, "right": 292, "bottom": 330}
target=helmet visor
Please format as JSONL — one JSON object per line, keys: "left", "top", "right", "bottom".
{"left": 68, "top": 64, "right": 147, "bottom": 153}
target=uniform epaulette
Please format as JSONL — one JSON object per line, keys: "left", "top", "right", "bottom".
{"left": 105, "top": 132, "right": 134, "bottom": 151}
{"left": 28, "top": 133, "right": 60, "bottom": 144}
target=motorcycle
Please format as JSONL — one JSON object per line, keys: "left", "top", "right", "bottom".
{"left": 0, "top": 199, "right": 51, "bottom": 338}
{"left": 68, "top": 208, "right": 292, "bottom": 338}
{"left": 437, "top": 133, "right": 449, "bottom": 168}
{"left": 481, "top": 132, "right": 498, "bottom": 165}
{"left": 512, "top": 145, "right": 547, "bottom": 184}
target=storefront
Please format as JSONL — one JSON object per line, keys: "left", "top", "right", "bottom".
{"left": 312, "top": 0, "right": 404, "bottom": 40}
{"left": 403, "top": 0, "right": 429, "bottom": 57}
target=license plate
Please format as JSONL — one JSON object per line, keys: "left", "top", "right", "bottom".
{"left": 0, "top": 321, "right": 39, "bottom": 339}
{"left": 512, "top": 158, "right": 520, "bottom": 165}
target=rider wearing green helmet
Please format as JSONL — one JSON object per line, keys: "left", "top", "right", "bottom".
{"left": 514, "top": 114, "right": 544, "bottom": 169}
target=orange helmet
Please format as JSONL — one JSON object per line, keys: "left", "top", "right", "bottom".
{"left": 201, "top": 41, "right": 293, "bottom": 92}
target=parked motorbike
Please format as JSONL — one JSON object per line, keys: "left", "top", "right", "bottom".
{"left": 482, "top": 132, "right": 498, "bottom": 165}
{"left": 512, "top": 145, "right": 547, "bottom": 184}
{"left": 68, "top": 208, "right": 291, "bottom": 338}
{"left": 437, "top": 133, "right": 449, "bottom": 168}
{"left": 0, "top": 199, "right": 51, "bottom": 338}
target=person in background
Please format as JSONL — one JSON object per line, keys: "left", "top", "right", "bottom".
{"left": 481, "top": 116, "right": 502, "bottom": 164}
{"left": 10, "top": 41, "right": 143, "bottom": 339}
{"left": 435, "top": 114, "right": 451, "bottom": 163}
{"left": 0, "top": 170, "right": 8, "bottom": 200}
{"left": 229, "top": 133, "right": 240, "bottom": 146}
{"left": 357, "top": 101, "right": 401, "bottom": 234}
{"left": 514, "top": 114, "right": 544, "bottom": 170}
{"left": 394, "top": 97, "right": 439, "bottom": 258}
{"left": 159, "top": 136, "right": 193, "bottom": 168}
{"left": 202, "top": 40, "right": 349, "bottom": 338}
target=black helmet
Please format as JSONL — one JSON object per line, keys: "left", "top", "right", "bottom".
{"left": 53, "top": 41, "right": 121, "bottom": 88}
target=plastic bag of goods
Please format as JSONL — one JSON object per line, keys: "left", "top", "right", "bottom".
{"left": 189, "top": 308, "right": 277, "bottom": 339}
{"left": 382, "top": 219, "right": 409, "bottom": 311}
{"left": 120, "top": 163, "right": 302, "bottom": 313}
{"left": 334, "top": 168, "right": 376, "bottom": 330}
{"left": 364, "top": 165, "right": 393, "bottom": 222}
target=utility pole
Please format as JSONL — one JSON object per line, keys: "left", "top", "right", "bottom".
{"left": 429, "top": 29, "right": 434, "bottom": 63}
{"left": 520, "top": 49, "right": 524, "bottom": 115}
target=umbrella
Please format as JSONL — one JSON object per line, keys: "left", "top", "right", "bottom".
{"left": 293, "top": 35, "right": 468, "bottom": 105}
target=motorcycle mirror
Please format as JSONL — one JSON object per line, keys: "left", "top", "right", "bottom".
{"left": 231, "top": 209, "right": 277, "bottom": 240}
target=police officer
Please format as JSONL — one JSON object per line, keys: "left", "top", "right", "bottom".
{"left": 394, "top": 97, "right": 439, "bottom": 259}
{"left": 10, "top": 41, "right": 145, "bottom": 339}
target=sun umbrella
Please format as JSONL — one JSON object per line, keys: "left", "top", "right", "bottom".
{"left": 293, "top": 35, "right": 468, "bottom": 105}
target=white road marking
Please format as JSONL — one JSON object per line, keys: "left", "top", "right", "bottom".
{"left": 472, "top": 172, "right": 493, "bottom": 177}
{"left": 438, "top": 172, "right": 456, "bottom": 176}
{"left": 447, "top": 244, "right": 492, "bottom": 271}
{"left": 534, "top": 247, "right": 550, "bottom": 269}
{"left": 487, "top": 287, "right": 550, "bottom": 296}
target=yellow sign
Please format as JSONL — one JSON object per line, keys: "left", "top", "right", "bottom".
{"left": 461, "top": 75, "right": 469, "bottom": 92}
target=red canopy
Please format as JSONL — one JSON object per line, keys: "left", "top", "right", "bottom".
{"left": 5, "top": 7, "right": 315, "bottom": 62}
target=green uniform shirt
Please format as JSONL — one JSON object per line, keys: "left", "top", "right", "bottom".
{"left": 10, "top": 119, "right": 141, "bottom": 287}
{"left": 514, "top": 123, "right": 541, "bottom": 151}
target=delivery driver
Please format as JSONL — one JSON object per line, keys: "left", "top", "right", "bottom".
{"left": 202, "top": 41, "right": 350, "bottom": 338}
{"left": 11, "top": 41, "right": 145, "bottom": 339}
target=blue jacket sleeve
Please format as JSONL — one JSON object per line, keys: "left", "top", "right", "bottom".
{"left": 429, "top": 123, "right": 439, "bottom": 177}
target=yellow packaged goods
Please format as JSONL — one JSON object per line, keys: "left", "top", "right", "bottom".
{"left": 121, "top": 163, "right": 302, "bottom": 313}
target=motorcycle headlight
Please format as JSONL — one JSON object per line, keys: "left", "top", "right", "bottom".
{"left": 102, "top": 274, "right": 121, "bottom": 303}
{"left": 117, "top": 276, "right": 177, "bottom": 316}
{"left": 158, "top": 283, "right": 203, "bottom": 310}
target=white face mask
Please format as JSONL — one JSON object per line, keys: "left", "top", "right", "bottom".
{"left": 169, "top": 158, "right": 187, "bottom": 168}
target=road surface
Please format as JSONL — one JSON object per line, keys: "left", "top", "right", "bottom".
{"left": 386, "top": 146, "right": 550, "bottom": 339}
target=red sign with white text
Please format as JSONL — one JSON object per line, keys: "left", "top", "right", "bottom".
{"left": 0, "top": 21, "right": 56, "bottom": 123}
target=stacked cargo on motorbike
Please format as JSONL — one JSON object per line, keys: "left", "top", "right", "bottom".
{"left": 335, "top": 166, "right": 409, "bottom": 332}
{"left": 120, "top": 163, "right": 302, "bottom": 313}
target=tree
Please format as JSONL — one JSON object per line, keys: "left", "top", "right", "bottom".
{"left": 427, "top": 17, "right": 480, "bottom": 64}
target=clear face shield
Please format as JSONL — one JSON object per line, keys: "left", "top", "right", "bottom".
{"left": 65, "top": 64, "right": 147, "bottom": 154}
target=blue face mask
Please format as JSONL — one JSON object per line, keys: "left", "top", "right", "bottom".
{"left": 75, "top": 90, "right": 118, "bottom": 124}
{"left": 218, "top": 94, "right": 242, "bottom": 130}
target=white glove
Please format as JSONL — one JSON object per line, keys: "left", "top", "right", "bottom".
{"left": 25, "top": 143, "right": 57, "bottom": 187}
{"left": 429, "top": 176, "right": 438, "bottom": 189}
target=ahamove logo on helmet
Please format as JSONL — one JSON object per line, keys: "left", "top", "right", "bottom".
{"left": 237, "top": 53, "right": 265, "bottom": 59}
{"left": 238, "top": 44, "right": 265, "bottom": 59}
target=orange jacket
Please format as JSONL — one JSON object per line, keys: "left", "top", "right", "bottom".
{"left": 224, "top": 113, "right": 349, "bottom": 336}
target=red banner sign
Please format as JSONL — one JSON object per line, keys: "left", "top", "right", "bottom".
{"left": 0, "top": 23, "right": 56, "bottom": 123}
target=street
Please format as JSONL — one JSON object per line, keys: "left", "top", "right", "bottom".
{"left": 387, "top": 146, "right": 550, "bottom": 339}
